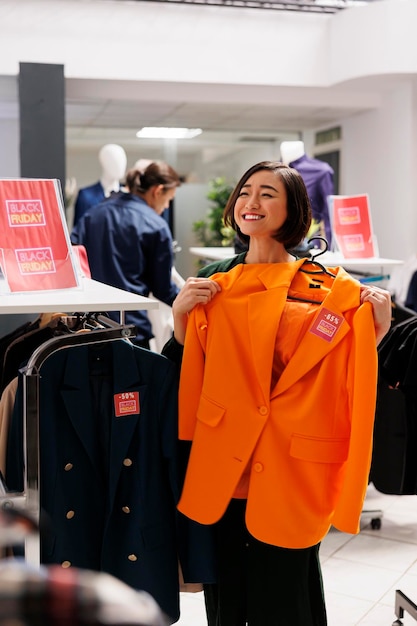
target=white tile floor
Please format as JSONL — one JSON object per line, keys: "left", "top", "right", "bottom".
{"left": 176, "top": 484, "right": 417, "bottom": 625}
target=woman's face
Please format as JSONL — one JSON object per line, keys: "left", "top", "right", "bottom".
{"left": 234, "top": 170, "right": 288, "bottom": 240}
{"left": 153, "top": 186, "right": 177, "bottom": 215}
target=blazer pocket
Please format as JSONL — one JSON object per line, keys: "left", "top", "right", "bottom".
{"left": 290, "top": 433, "right": 349, "bottom": 464}
{"left": 196, "top": 394, "right": 226, "bottom": 427}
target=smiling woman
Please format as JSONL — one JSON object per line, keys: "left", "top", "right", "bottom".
{"left": 162, "top": 160, "right": 392, "bottom": 626}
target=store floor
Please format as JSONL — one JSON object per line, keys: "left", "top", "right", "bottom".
{"left": 176, "top": 484, "right": 417, "bottom": 625}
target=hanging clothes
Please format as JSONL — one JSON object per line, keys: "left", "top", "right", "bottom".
{"left": 0, "top": 317, "right": 41, "bottom": 381}
{"left": 5, "top": 338, "right": 181, "bottom": 624}
{"left": 0, "top": 314, "right": 76, "bottom": 394}
{"left": 0, "top": 376, "right": 18, "bottom": 476}
{"left": 370, "top": 311, "right": 417, "bottom": 495}
{"left": 388, "top": 254, "right": 417, "bottom": 306}
{"left": 405, "top": 269, "right": 417, "bottom": 312}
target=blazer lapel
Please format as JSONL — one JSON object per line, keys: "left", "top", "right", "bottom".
{"left": 60, "top": 345, "right": 102, "bottom": 482}
{"left": 108, "top": 341, "right": 144, "bottom": 508}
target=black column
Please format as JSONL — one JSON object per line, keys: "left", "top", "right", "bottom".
{"left": 19, "top": 62, "right": 66, "bottom": 195}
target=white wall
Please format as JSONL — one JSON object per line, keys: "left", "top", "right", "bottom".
{"left": 342, "top": 82, "right": 417, "bottom": 260}
{"left": 0, "top": 119, "right": 19, "bottom": 177}
{"left": 0, "top": 1, "right": 330, "bottom": 88}
{"left": 174, "top": 184, "right": 209, "bottom": 280}
{"left": 330, "top": 0, "right": 417, "bottom": 82}
{"left": 2, "top": 0, "right": 417, "bottom": 266}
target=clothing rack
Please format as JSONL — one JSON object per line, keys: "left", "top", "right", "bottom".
{"left": 4, "top": 318, "right": 137, "bottom": 566}
{"left": 393, "top": 590, "right": 417, "bottom": 624}
{"left": 1, "top": 305, "right": 184, "bottom": 621}
{"left": 372, "top": 311, "right": 417, "bottom": 625}
{"left": 0, "top": 274, "right": 159, "bottom": 592}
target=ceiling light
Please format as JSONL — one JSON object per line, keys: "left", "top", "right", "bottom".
{"left": 136, "top": 127, "right": 203, "bottom": 139}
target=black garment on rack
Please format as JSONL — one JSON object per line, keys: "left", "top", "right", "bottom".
{"left": 405, "top": 269, "right": 417, "bottom": 312}
{"left": 0, "top": 325, "right": 63, "bottom": 394}
{"left": 6, "top": 338, "right": 181, "bottom": 624}
{"left": 0, "top": 318, "right": 41, "bottom": 385}
{"left": 369, "top": 309, "right": 417, "bottom": 495}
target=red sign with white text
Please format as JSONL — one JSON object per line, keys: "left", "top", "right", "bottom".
{"left": 0, "top": 179, "right": 78, "bottom": 292}
{"left": 329, "top": 194, "right": 376, "bottom": 258}
{"left": 114, "top": 392, "right": 140, "bottom": 417}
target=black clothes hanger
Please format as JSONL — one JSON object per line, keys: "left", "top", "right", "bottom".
{"left": 299, "top": 237, "right": 337, "bottom": 278}
{"left": 286, "top": 237, "right": 335, "bottom": 305}
{"left": 308, "top": 236, "right": 328, "bottom": 257}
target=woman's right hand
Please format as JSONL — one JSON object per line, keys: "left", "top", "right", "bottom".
{"left": 172, "top": 277, "right": 221, "bottom": 345}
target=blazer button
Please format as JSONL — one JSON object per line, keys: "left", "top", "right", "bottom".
{"left": 253, "top": 463, "right": 264, "bottom": 473}
{"left": 122, "top": 506, "right": 131, "bottom": 514}
{"left": 128, "top": 554, "right": 138, "bottom": 562}
{"left": 123, "top": 458, "right": 133, "bottom": 467}
{"left": 61, "top": 561, "right": 71, "bottom": 568}
{"left": 199, "top": 324, "right": 207, "bottom": 331}
{"left": 258, "top": 406, "right": 268, "bottom": 416}
{"left": 64, "top": 463, "right": 73, "bottom": 471}
{"left": 66, "top": 510, "right": 75, "bottom": 519}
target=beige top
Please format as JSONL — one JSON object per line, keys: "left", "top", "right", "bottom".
{"left": 0, "top": 376, "right": 18, "bottom": 477}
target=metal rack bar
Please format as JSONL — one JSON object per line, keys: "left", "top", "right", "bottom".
{"left": 393, "top": 589, "right": 417, "bottom": 625}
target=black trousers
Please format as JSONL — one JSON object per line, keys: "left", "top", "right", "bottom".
{"left": 204, "top": 499, "right": 327, "bottom": 626}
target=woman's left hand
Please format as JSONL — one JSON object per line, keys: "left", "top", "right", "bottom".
{"left": 360, "top": 285, "right": 392, "bottom": 345}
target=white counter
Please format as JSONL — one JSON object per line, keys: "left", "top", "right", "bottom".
{"left": 0, "top": 277, "right": 158, "bottom": 315}
{"left": 189, "top": 247, "right": 403, "bottom": 274}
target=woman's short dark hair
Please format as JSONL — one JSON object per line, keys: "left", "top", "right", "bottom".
{"left": 223, "top": 161, "right": 312, "bottom": 250}
{"left": 126, "top": 161, "right": 181, "bottom": 194}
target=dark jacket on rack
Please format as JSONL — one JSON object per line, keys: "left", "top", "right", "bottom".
{"left": 405, "top": 269, "right": 417, "bottom": 312}
{"left": 6, "top": 339, "right": 181, "bottom": 623}
{"left": 370, "top": 310, "right": 417, "bottom": 495}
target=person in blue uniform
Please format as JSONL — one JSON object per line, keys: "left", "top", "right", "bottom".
{"left": 71, "top": 161, "right": 181, "bottom": 348}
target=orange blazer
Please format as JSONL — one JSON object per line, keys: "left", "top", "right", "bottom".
{"left": 178, "top": 259, "right": 378, "bottom": 549}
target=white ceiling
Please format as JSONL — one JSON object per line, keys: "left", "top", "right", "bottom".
{"left": 0, "top": 71, "right": 399, "bottom": 162}
{"left": 0, "top": 0, "right": 394, "bottom": 168}
{"left": 64, "top": 77, "right": 385, "bottom": 157}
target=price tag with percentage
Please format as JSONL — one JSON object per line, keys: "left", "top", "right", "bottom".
{"left": 310, "top": 308, "right": 344, "bottom": 343}
{"left": 114, "top": 391, "right": 140, "bottom": 417}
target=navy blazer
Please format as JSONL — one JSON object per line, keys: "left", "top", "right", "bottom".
{"left": 73, "top": 181, "right": 105, "bottom": 226}
{"left": 6, "top": 339, "right": 181, "bottom": 623}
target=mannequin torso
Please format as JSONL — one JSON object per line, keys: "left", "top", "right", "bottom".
{"left": 72, "top": 144, "right": 127, "bottom": 227}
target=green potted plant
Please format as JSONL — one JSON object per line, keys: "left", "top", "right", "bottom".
{"left": 192, "top": 177, "right": 235, "bottom": 247}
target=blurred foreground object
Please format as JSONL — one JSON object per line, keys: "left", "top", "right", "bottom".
{"left": 0, "top": 559, "right": 168, "bottom": 626}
